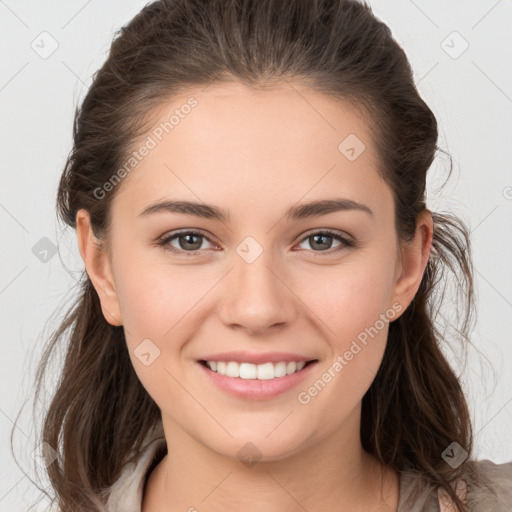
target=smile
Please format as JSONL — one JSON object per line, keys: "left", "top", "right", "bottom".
{"left": 197, "top": 359, "right": 319, "bottom": 400}
{"left": 202, "top": 360, "right": 312, "bottom": 379}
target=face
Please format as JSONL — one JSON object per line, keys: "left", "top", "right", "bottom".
{"left": 78, "top": 80, "right": 431, "bottom": 462}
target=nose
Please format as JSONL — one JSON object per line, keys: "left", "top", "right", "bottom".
{"left": 218, "top": 246, "right": 298, "bottom": 335}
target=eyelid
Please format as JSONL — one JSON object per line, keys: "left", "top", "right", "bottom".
{"left": 297, "top": 228, "right": 353, "bottom": 244}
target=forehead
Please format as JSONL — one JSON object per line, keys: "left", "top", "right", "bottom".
{"left": 144, "top": 80, "right": 375, "bottom": 164}
{"left": 112, "top": 80, "right": 391, "bottom": 222}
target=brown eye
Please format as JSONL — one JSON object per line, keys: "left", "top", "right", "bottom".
{"left": 157, "top": 230, "right": 216, "bottom": 255}
{"left": 296, "top": 230, "right": 354, "bottom": 253}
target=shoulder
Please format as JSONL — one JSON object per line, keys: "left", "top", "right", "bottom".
{"left": 104, "top": 423, "right": 167, "bottom": 512}
{"left": 398, "top": 459, "right": 512, "bottom": 512}
{"left": 442, "top": 459, "right": 512, "bottom": 512}
{"left": 51, "top": 428, "right": 167, "bottom": 512}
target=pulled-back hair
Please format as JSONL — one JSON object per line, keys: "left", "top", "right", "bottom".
{"left": 13, "top": 1, "right": 481, "bottom": 510}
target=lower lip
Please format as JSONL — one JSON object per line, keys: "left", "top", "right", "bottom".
{"left": 196, "top": 360, "right": 318, "bottom": 400}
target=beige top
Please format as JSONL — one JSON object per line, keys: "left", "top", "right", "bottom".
{"left": 105, "top": 423, "right": 512, "bottom": 512}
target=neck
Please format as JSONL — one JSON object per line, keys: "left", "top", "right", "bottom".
{"left": 142, "top": 408, "right": 399, "bottom": 512}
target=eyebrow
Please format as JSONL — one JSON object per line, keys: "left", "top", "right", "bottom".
{"left": 138, "top": 198, "right": 374, "bottom": 222}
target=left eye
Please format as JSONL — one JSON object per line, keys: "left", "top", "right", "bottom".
{"left": 157, "top": 229, "right": 354, "bottom": 255}
{"left": 296, "top": 230, "right": 354, "bottom": 253}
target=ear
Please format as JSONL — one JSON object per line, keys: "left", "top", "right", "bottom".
{"left": 390, "top": 209, "right": 433, "bottom": 317}
{"left": 76, "top": 209, "right": 123, "bottom": 326}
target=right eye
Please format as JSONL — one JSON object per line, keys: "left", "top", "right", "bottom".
{"left": 157, "top": 230, "right": 218, "bottom": 255}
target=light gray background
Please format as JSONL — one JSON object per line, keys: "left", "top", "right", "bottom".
{"left": 1, "top": 1, "right": 511, "bottom": 510}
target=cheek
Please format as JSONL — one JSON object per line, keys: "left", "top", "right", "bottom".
{"left": 113, "top": 255, "right": 217, "bottom": 392}
{"left": 295, "top": 252, "right": 397, "bottom": 397}
{"left": 115, "top": 262, "right": 196, "bottom": 406}
{"left": 300, "top": 254, "right": 396, "bottom": 343}
{"left": 292, "top": 260, "right": 395, "bottom": 434}
{"left": 114, "top": 252, "right": 197, "bottom": 341}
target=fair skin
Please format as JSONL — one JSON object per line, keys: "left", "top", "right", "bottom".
{"left": 76, "top": 80, "right": 433, "bottom": 511}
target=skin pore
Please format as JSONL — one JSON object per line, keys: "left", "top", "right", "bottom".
{"left": 76, "top": 80, "right": 433, "bottom": 511}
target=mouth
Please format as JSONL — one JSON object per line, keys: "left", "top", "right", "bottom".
{"left": 198, "top": 359, "right": 318, "bottom": 379}
{"left": 196, "top": 358, "right": 319, "bottom": 400}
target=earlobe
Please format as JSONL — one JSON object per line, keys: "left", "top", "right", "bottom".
{"left": 76, "top": 209, "right": 123, "bottom": 326}
{"left": 391, "top": 209, "right": 433, "bottom": 316}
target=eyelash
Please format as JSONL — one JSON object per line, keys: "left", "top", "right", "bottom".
{"left": 156, "top": 229, "right": 355, "bottom": 257}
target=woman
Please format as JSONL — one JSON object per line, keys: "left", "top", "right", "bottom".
{"left": 26, "top": 0, "right": 512, "bottom": 510}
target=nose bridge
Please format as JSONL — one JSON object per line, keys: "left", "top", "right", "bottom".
{"left": 219, "top": 235, "right": 296, "bottom": 333}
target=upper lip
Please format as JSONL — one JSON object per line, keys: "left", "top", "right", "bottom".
{"left": 198, "top": 351, "right": 317, "bottom": 365}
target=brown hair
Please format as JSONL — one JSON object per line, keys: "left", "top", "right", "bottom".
{"left": 12, "top": 0, "right": 484, "bottom": 510}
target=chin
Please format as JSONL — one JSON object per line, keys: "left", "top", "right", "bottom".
{"left": 206, "top": 429, "right": 315, "bottom": 465}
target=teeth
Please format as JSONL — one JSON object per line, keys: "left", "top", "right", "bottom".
{"left": 205, "top": 360, "right": 307, "bottom": 379}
